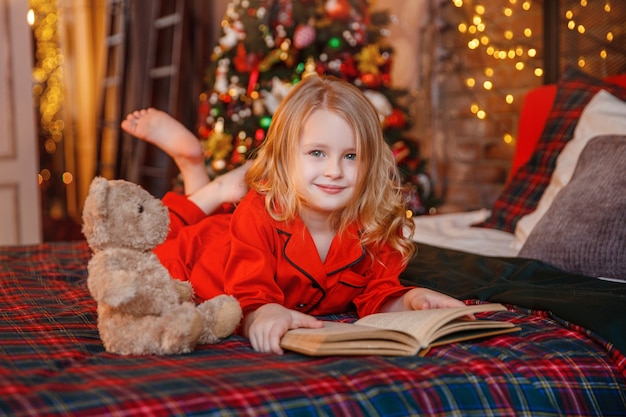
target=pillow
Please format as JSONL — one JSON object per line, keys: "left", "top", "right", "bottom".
{"left": 513, "top": 89, "right": 626, "bottom": 249}
{"left": 475, "top": 67, "right": 626, "bottom": 233}
{"left": 518, "top": 135, "right": 626, "bottom": 280}
{"left": 508, "top": 84, "right": 557, "bottom": 181}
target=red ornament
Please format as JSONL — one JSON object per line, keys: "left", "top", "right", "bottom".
{"left": 230, "top": 150, "right": 244, "bottom": 165}
{"left": 197, "top": 99, "right": 209, "bottom": 118}
{"left": 360, "top": 73, "right": 380, "bottom": 88}
{"left": 380, "top": 73, "right": 391, "bottom": 87}
{"left": 325, "top": 0, "right": 351, "bottom": 20}
{"left": 293, "top": 24, "right": 316, "bottom": 49}
{"left": 277, "top": 0, "right": 294, "bottom": 27}
{"left": 219, "top": 93, "right": 232, "bottom": 104}
{"left": 197, "top": 125, "right": 209, "bottom": 139}
{"left": 247, "top": 67, "right": 260, "bottom": 96}
{"left": 385, "top": 109, "right": 407, "bottom": 129}
{"left": 339, "top": 54, "right": 358, "bottom": 79}
{"left": 233, "top": 42, "right": 248, "bottom": 73}
{"left": 392, "top": 141, "right": 410, "bottom": 163}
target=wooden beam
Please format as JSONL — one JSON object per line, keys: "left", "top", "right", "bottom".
{"left": 543, "top": 0, "right": 560, "bottom": 84}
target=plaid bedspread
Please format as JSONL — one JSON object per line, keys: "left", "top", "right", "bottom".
{"left": 1, "top": 241, "right": 625, "bottom": 417}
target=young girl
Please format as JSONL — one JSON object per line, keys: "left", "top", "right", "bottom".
{"left": 122, "top": 75, "right": 465, "bottom": 354}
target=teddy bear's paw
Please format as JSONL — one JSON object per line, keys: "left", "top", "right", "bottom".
{"left": 196, "top": 295, "right": 242, "bottom": 344}
{"left": 211, "top": 296, "right": 243, "bottom": 339}
{"left": 158, "top": 304, "right": 204, "bottom": 354}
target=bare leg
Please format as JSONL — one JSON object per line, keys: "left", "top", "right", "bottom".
{"left": 188, "top": 161, "right": 251, "bottom": 215}
{"left": 121, "top": 108, "right": 209, "bottom": 195}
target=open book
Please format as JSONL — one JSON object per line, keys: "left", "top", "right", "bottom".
{"left": 280, "top": 303, "right": 519, "bottom": 356}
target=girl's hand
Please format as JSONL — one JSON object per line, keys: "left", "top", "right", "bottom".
{"left": 402, "top": 287, "right": 466, "bottom": 311}
{"left": 242, "top": 303, "right": 323, "bottom": 354}
{"left": 380, "top": 287, "right": 466, "bottom": 313}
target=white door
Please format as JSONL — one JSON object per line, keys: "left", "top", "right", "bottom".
{"left": 0, "top": 0, "right": 42, "bottom": 245}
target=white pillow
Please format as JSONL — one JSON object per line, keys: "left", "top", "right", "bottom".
{"left": 513, "top": 89, "right": 626, "bottom": 250}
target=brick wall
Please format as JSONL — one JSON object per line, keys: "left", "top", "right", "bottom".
{"left": 422, "top": 1, "right": 544, "bottom": 213}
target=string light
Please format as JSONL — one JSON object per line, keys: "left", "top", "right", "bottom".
{"left": 29, "top": 0, "right": 71, "bottom": 186}
{"left": 564, "top": 1, "right": 617, "bottom": 67}
{"left": 455, "top": 1, "right": 542, "bottom": 146}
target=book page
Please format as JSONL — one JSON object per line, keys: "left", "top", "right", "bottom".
{"left": 281, "top": 321, "right": 419, "bottom": 345}
{"left": 298, "top": 339, "right": 418, "bottom": 356}
{"left": 355, "top": 303, "right": 509, "bottom": 347}
{"left": 280, "top": 321, "right": 421, "bottom": 356}
{"left": 428, "top": 317, "right": 516, "bottom": 342}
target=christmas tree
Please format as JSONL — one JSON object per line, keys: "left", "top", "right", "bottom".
{"left": 197, "top": 0, "right": 435, "bottom": 215}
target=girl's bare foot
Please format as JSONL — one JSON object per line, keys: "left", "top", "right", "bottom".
{"left": 121, "top": 108, "right": 209, "bottom": 194}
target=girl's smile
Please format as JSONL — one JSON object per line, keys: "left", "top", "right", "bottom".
{"left": 315, "top": 184, "right": 346, "bottom": 194}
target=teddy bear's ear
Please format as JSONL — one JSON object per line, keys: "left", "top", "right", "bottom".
{"left": 87, "top": 177, "right": 110, "bottom": 214}
{"left": 82, "top": 177, "right": 111, "bottom": 247}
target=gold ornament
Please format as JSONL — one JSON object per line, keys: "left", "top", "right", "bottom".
{"left": 203, "top": 118, "right": 233, "bottom": 162}
{"left": 303, "top": 56, "right": 318, "bottom": 78}
{"left": 356, "top": 44, "right": 385, "bottom": 75}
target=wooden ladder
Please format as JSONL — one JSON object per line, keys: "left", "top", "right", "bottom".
{"left": 122, "top": 0, "right": 185, "bottom": 196}
{"left": 95, "top": 0, "right": 129, "bottom": 180}
{"left": 96, "top": 0, "right": 185, "bottom": 197}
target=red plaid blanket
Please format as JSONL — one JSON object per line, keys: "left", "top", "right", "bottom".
{"left": 1, "top": 241, "right": 625, "bottom": 416}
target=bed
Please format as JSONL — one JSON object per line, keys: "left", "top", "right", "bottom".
{"left": 1, "top": 67, "right": 626, "bottom": 416}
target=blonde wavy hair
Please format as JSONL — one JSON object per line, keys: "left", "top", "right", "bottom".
{"left": 245, "top": 75, "right": 416, "bottom": 263}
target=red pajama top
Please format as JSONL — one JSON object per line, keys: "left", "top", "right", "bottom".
{"left": 155, "top": 190, "right": 412, "bottom": 317}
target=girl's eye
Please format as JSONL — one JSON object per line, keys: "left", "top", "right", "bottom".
{"left": 345, "top": 153, "right": 357, "bottom": 161}
{"left": 137, "top": 204, "right": 144, "bottom": 213}
{"left": 309, "top": 150, "right": 324, "bottom": 157}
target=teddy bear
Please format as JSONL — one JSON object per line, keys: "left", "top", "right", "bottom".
{"left": 82, "top": 176, "right": 242, "bottom": 355}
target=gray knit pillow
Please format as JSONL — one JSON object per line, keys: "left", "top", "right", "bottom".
{"left": 518, "top": 135, "right": 626, "bottom": 279}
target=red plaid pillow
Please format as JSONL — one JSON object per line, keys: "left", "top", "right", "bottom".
{"left": 476, "top": 67, "right": 626, "bottom": 233}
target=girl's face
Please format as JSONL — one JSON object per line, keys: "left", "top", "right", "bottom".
{"left": 296, "top": 109, "right": 358, "bottom": 219}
